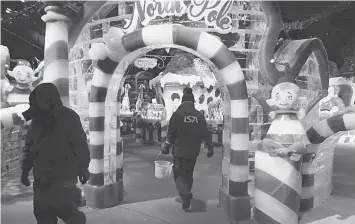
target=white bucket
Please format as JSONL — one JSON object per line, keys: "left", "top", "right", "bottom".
{"left": 154, "top": 160, "right": 173, "bottom": 179}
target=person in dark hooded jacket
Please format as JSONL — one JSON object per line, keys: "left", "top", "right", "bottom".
{"left": 161, "top": 87, "right": 214, "bottom": 211}
{"left": 21, "top": 83, "right": 90, "bottom": 224}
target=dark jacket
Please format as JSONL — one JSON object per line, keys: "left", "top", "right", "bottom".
{"left": 21, "top": 83, "right": 90, "bottom": 182}
{"left": 166, "top": 102, "right": 213, "bottom": 159}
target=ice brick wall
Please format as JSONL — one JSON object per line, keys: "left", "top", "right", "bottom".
{"left": 68, "top": 2, "right": 320, "bottom": 152}
{"left": 1, "top": 125, "right": 27, "bottom": 176}
{"left": 68, "top": 1, "right": 269, "bottom": 140}
{"left": 68, "top": 1, "right": 322, "bottom": 153}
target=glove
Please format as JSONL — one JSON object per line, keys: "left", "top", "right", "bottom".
{"left": 207, "top": 148, "right": 214, "bottom": 158}
{"left": 21, "top": 171, "right": 31, "bottom": 187}
{"left": 161, "top": 141, "right": 171, "bottom": 155}
{"left": 79, "top": 169, "right": 90, "bottom": 185}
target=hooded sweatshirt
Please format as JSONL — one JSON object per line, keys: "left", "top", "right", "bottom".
{"left": 165, "top": 88, "right": 213, "bottom": 159}
{"left": 21, "top": 83, "right": 90, "bottom": 182}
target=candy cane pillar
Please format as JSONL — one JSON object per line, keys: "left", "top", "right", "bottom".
{"left": 300, "top": 144, "right": 318, "bottom": 212}
{"left": 41, "top": 6, "right": 70, "bottom": 107}
{"left": 255, "top": 152, "right": 302, "bottom": 224}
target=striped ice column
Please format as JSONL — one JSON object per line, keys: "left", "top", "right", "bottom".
{"left": 41, "top": 6, "right": 70, "bottom": 107}
{"left": 255, "top": 151, "right": 303, "bottom": 224}
{"left": 300, "top": 144, "right": 318, "bottom": 212}
{"left": 257, "top": 112, "right": 308, "bottom": 223}
{"left": 88, "top": 58, "right": 120, "bottom": 187}
{"left": 88, "top": 24, "right": 250, "bottom": 219}
{"left": 307, "top": 112, "right": 355, "bottom": 144}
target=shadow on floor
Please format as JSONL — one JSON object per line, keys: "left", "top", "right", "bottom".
{"left": 175, "top": 197, "right": 208, "bottom": 213}
{"left": 189, "top": 198, "right": 208, "bottom": 213}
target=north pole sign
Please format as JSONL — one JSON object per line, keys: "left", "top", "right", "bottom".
{"left": 123, "top": 0, "right": 234, "bottom": 34}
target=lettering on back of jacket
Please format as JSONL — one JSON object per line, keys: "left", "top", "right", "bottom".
{"left": 184, "top": 116, "right": 198, "bottom": 123}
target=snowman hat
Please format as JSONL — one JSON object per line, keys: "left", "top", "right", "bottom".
{"left": 276, "top": 73, "right": 297, "bottom": 85}
{"left": 271, "top": 59, "right": 298, "bottom": 85}
{"left": 12, "top": 59, "right": 32, "bottom": 69}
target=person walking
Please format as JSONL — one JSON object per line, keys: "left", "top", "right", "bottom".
{"left": 20, "top": 83, "right": 90, "bottom": 224}
{"left": 161, "top": 87, "right": 214, "bottom": 211}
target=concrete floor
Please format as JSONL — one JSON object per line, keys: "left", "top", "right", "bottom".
{"left": 1, "top": 140, "right": 355, "bottom": 224}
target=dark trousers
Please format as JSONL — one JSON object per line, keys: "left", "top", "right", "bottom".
{"left": 173, "top": 156, "right": 197, "bottom": 200}
{"left": 33, "top": 179, "right": 85, "bottom": 224}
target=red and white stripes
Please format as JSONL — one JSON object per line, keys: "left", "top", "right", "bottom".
{"left": 122, "top": 26, "right": 250, "bottom": 210}
{"left": 300, "top": 144, "right": 318, "bottom": 212}
{"left": 41, "top": 6, "right": 70, "bottom": 107}
{"left": 86, "top": 24, "right": 250, "bottom": 219}
{"left": 255, "top": 151, "right": 302, "bottom": 224}
{"left": 307, "top": 112, "right": 355, "bottom": 144}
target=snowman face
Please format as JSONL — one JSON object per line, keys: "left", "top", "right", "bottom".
{"left": 271, "top": 82, "right": 301, "bottom": 110}
{"left": 11, "top": 65, "right": 33, "bottom": 84}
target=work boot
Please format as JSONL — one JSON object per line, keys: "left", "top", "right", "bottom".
{"left": 182, "top": 193, "right": 192, "bottom": 211}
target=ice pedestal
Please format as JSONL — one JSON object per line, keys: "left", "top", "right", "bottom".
{"left": 1, "top": 125, "right": 28, "bottom": 175}
{"left": 312, "top": 142, "right": 334, "bottom": 208}
{"left": 309, "top": 131, "right": 354, "bottom": 208}
{"left": 332, "top": 131, "right": 355, "bottom": 199}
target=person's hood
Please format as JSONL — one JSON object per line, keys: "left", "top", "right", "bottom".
{"left": 177, "top": 101, "right": 195, "bottom": 110}
{"left": 22, "top": 83, "right": 63, "bottom": 121}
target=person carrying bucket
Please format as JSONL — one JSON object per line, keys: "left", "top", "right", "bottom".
{"left": 161, "top": 87, "right": 214, "bottom": 211}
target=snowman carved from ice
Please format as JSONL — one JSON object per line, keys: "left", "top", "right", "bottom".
{"left": 258, "top": 62, "right": 328, "bottom": 160}
{"left": 1, "top": 59, "right": 43, "bottom": 128}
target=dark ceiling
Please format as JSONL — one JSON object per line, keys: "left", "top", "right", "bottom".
{"left": 1, "top": 1, "right": 355, "bottom": 68}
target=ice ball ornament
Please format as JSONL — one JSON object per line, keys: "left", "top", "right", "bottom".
{"left": 89, "top": 27, "right": 127, "bottom": 63}
{"left": 267, "top": 82, "right": 301, "bottom": 110}
{"left": 103, "top": 27, "right": 125, "bottom": 51}
{"left": 88, "top": 43, "right": 108, "bottom": 61}
{"left": 104, "top": 27, "right": 127, "bottom": 62}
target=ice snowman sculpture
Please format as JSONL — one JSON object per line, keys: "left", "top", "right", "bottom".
{"left": 261, "top": 62, "right": 328, "bottom": 159}
{"left": 253, "top": 60, "right": 328, "bottom": 224}
{"left": 1, "top": 58, "right": 43, "bottom": 129}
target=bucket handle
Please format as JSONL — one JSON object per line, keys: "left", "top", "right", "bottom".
{"left": 156, "top": 152, "right": 173, "bottom": 165}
